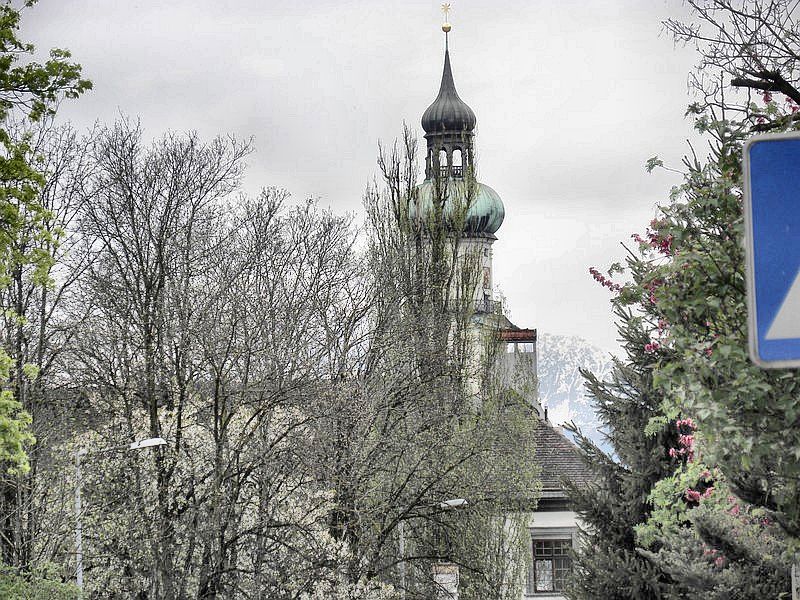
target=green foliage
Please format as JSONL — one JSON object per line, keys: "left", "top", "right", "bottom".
{"left": 0, "top": 0, "right": 90, "bottom": 474}
{"left": 563, "top": 305, "right": 680, "bottom": 599}
{"left": 635, "top": 461, "right": 715, "bottom": 548}
{"left": 581, "top": 99, "right": 794, "bottom": 596}
{"left": 617, "top": 107, "right": 800, "bottom": 541}
{"left": 637, "top": 465, "right": 791, "bottom": 599}
{"left": 645, "top": 156, "right": 664, "bottom": 173}
{"left": 569, "top": 84, "right": 797, "bottom": 598}
{"left": 0, "top": 349, "right": 32, "bottom": 473}
{"left": 0, "top": 562, "right": 78, "bottom": 600}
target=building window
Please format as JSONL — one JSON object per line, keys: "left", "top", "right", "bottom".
{"left": 527, "top": 538, "right": 572, "bottom": 594}
{"left": 506, "top": 342, "right": 536, "bottom": 354}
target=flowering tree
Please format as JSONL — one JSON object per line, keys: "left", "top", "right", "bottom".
{"left": 567, "top": 2, "right": 800, "bottom": 590}
{"left": 568, "top": 104, "right": 794, "bottom": 595}
{"left": 635, "top": 429, "right": 790, "bottom": 598}
{"left": 628, "top": 103, "right": 800, "bottom": 537}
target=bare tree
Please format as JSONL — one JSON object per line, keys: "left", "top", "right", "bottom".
{"left": 71, "top": 119, "right": 250, "bottom": 598}
{"left": 3, "top": 116, "right": 539, "bottom": 599}
{"left": 665, "top": 0, "right": 800, "bottom": 127}
{"left": 67, "top": 118, "right": 377, "bottom": 599}
{"left": 305, "top": 128, "right": 539, "bottom": 599}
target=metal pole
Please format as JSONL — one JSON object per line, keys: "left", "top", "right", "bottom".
{"left": 75, "top": 450, "right": 83, "bottom": 595}
{"left": 398, "top": 520, "right": 406, "bottom": 599}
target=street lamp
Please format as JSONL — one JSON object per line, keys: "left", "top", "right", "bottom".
{"left": 398, "top": 498, "right": 468, "bottom": 600}
{"left": 75, "top": 437, "right": 166, "bottom": 595}
{"left": 438, "top": 498, "right": 467, "bottom": 510}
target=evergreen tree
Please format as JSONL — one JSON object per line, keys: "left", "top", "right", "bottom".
{"left": 620, "top": 111, "right": 793, "bottom": 597}
{"left": 567, "top": 105, "right": 793, "bottom": 598}
{"left": 563, "top": 303, "right": 680, "bottom": 599}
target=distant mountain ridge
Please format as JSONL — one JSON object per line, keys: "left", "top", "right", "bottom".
{"left": 537, "top": 333, "right": 614, "bottom": 452}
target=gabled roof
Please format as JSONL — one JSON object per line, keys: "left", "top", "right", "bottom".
{"left": 534, "top": 418, "right": 594, "bottom": 492}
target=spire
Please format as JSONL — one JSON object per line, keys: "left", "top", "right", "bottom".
{"left": 442, "top": 2, "right": 451, "bottom": 50}
{"left": 438, "top": 48, "right": 456, "bottom": 98}
{"left": 421, "top": 5, "right": 478, "bottom": 181}
{"left": 420, "top": 31, "right": 476, "bottom": 135}
{"left": 413, "top": 5, "right": 505, "bottom": 237}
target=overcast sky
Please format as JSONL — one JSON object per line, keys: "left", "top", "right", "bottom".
{"left": 24, "top": 0, "right": 701, "bottom": 354}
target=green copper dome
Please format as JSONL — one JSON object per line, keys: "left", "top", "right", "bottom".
{"left": 413, "top": 179, "right": 505, "bottom": 236}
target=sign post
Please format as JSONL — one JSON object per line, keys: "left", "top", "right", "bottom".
{"left": 744, "top": 132, "right": 800, "bottom": 600}
{"left": 744, "top": 132, "right": 800, "bottom": 368}
{"left": 432, "top": 562, "right": 459, "bottom": 600}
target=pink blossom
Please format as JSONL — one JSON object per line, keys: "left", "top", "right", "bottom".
{"left": 685, "top": 488, "right": 701, "bottom": 502}
{"left": 589, "top": 267, "right": 621, "bottom": 293}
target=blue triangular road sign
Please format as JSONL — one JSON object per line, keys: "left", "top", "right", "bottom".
{"left": 745, "top": 132, "right": 800, "bottom": 367}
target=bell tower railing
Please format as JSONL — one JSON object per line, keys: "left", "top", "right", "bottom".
{"left": 440, "top": 165, "right": 463, "bottom": 178}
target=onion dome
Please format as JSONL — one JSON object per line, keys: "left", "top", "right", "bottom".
{"left": 413, "top": 179, "right": 505, "bottom": 236}
{"left": 421, "top": 48, "right": 477, "bottom": 135}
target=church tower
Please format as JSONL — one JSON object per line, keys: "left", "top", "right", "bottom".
{"left": 416, "top": 25, "right": 505, "bottom": 312}
{"left": 413, "top": 18, "right": 543, "bottom": 419}
{"left": 410, "top": 17, "right": 593, "bottom": 599}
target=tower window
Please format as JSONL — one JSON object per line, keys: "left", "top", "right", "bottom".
{"left": 452, "top": 149, "right": 463, "bottom": 177}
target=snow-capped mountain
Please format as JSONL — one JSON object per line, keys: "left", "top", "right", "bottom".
{"left": 537, "top": 333, "right": 614, "bottom": 453}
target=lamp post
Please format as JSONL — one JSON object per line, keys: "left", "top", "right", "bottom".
{"left": 75, "top": 437, "right": 166, "bottom": 595}
{"left": 398, "top": 498, "right": 468, "bottom": 600}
